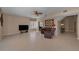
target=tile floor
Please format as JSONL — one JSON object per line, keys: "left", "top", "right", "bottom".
{"left": 0, "top": 31, "right": 79, "bottom": 51}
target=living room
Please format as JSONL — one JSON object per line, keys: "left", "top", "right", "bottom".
{"left": 0, "top": 7, "right": 79, "bottom": 51}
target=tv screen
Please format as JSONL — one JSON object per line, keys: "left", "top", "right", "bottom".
{"left": 19, "top": 25, "right": 28, "bottom": 30}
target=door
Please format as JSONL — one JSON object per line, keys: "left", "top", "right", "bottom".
{"left": 29, "top": 20, "right": 39, "bottom": 30}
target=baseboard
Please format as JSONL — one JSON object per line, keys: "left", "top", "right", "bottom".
{"left": 3, "top": 32, "right": 20, "bottom": 37}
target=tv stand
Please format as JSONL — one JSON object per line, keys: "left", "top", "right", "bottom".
{"left": 20, "top": 30, "right": 28, "bottom": 33}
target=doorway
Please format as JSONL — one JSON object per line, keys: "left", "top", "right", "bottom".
{"left": 29, "top": 19, "right": 39, "bottom": 31}
{"left": 60, "top": 15, "right": 77, "bottom": 34}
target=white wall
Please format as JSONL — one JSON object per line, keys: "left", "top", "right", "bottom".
{"left": 77, "top": 14, "right": 79, "bottom": 40}
{"left": 0, "top": 22, "right": 1, "bottom": 38}
{"left": 54, "top": 17, "right": 64, "bottom": 36}
{"left": 0, "top": 13, "right": 2, "bottom": 39}
{"left": 54, "top": 19, "right": 61, "bottom": 36}
{"left": 3, "top": 14, "right": 30, "bottom": 36}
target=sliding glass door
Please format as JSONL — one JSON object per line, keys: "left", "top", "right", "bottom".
{"left": 29, "top": 20, "right": 39, "bottom": 30}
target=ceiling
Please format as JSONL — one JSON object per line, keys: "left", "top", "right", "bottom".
{"left": 1, "top": 7, "right": 48, "bottom": 19}
{"left": 1, "top": 7, "right": 79, "bottom": 19}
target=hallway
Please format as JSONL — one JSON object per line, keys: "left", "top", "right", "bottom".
{"left": 0, "top": 31, "right": 78, "bottom": 51}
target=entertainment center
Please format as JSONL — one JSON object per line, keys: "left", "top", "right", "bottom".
{"left": 19, "top": 25, "right": 29, "bottom": 33}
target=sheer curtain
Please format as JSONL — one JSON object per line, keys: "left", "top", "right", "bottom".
{"left": 29, "top": 20, "right": 39, "bottom": 30}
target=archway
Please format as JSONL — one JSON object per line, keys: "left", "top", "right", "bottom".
{"left": 60, "top": 15, "right": 77, "bottom": 34}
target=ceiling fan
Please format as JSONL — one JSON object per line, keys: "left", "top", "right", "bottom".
{"left": 33, "top": 11, "right": 43, "bottom": 16}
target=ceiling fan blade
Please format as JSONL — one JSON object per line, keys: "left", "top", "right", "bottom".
{"left": 38, "top": 12, "right": 43, "bottom": 14}
{"left": 33, "top": 11, "right": 43, "bottom": 16}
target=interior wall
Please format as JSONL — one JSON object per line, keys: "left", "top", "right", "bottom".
{"left": 0, "top": 13, "right": 2, "bottom": 39}
{"left": 54, "top": 20, "right": 61, "bottom": 36}
{"left": 77, "top": 14, "right": 79, "bottom": 40}
{"left": 56, "top": 21, "right": 61, "bottom": 35}
{"left": 61, "top": 15, "right": 77, "bottom": 33}
{"left": 3, "top": 14, "right": 30, "bottom": 36}
{"left": 54, "top": 17, "right": 64, "bottom": 36}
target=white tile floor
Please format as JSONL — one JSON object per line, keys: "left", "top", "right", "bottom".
{"left": 0, "top": 31, "right": 79, "bottom": 51}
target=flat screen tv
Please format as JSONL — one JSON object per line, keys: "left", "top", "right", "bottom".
{"left": 19, "top": 25, "right": 29, "bottom": 31}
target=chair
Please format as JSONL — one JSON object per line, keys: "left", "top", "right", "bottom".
{"left": 51, "top": 28, "right": 56, "bottom": 35}
{"left": 44, "top": 28, "right": 56, "bottom": 39}
{"left": 44, "top": 28, "right": 52, "bottom": 39}
{"left": 41, "top": 27, "right": 47, "bottom": 34}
